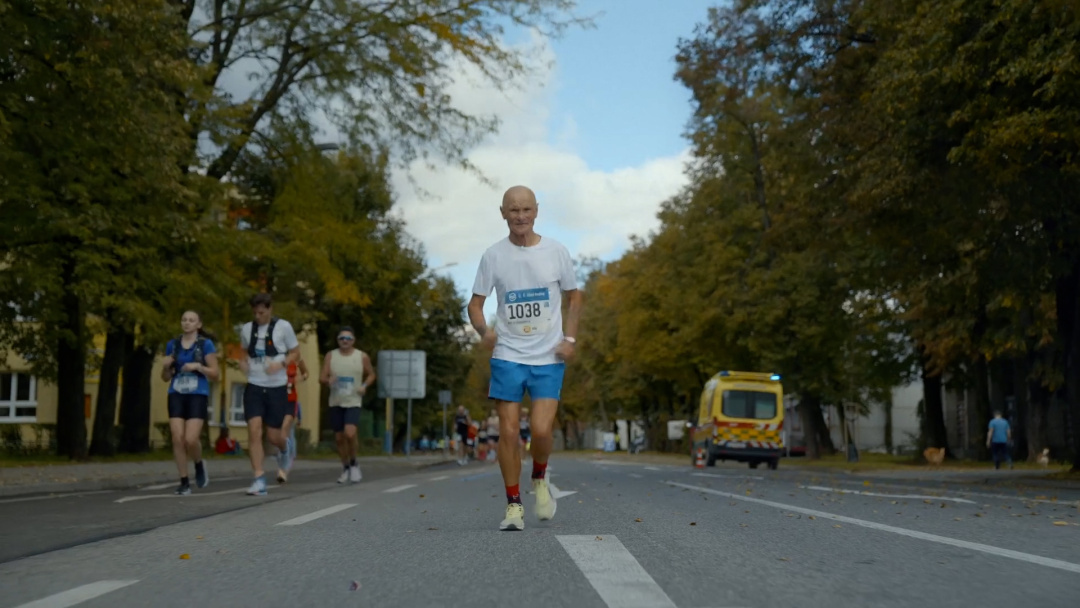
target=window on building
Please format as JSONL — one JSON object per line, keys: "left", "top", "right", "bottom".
{"left": 229, "top": 382, "right": 247, "bottom": 426}
{"left": 0, "top": 372, "right": 37, "bottom": 422}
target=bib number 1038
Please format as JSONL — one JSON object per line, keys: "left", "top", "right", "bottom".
{"left": 508, "top": 302, "right": 542, "bottom": 319}
{"left": 503, "top": 288, "right": 553, "bottom": 336}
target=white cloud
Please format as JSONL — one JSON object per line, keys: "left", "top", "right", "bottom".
{"left": 392, "top": 35, "right": 690, "bottom": 291}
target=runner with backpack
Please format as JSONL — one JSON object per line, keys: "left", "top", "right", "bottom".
{"left": 161, "top": 311, "right": 221, "bottom": 495}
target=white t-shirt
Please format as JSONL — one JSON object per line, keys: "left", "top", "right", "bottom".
{"left": 472, "top": 236, "right": 578, "bottom": 365}
{"left": 240, "top": 318, "right": 299, "bottom": 387}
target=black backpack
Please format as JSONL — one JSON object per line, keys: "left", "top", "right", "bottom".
{"left": 247, "top": 317, "right": 280, "bottom": 358}
{"left": 171, "top": 336, "right": 207, "bottom": 372}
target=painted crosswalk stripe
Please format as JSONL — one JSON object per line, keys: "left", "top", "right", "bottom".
{"left": 383, "top": 484, "right": 417, "bottom": 493}
{"left": 276, "top": 504, "right": 356, "bottom": 526}
{"left": 13, "top": 580, "right": 139, "bottom": 608}
{"left": 557, "top": 535, "right": 677, "bottom": 608}
{"left": 665, "top": 481, "right": 1080, "bottom": 575}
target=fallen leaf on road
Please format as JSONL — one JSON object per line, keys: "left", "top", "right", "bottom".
{"left": 974, "top": 513, "right": 983, "bottom": 518}
{"left": 954, "top": 518, "right": 963, "bottom": 521}
{"left": 1053, "top": 521, "right": 1069, "bottom": 526}
{"left": 428, "top": 527, "right": 438, "bottom": 531}
{"left": 863, "top": 481, "right": 871, "bottom": 486}
{"left": 833, "top": 525, "right": 842, "bottom": 528}
{"left": 216, "top": 549, "right": 228, "bottom": 554}
{"left": 740, "top": 524, "right": 748, "bottom": 527}
{"left": 940, "top": 504, "right": 947, "bottom": 508}
{"left": 744, "top": 510, "right": 750, "bottom": 513}
{"left": 595, "top": 536, "right": 603, "bottom": 541}
{"left": 890, "top": 501, "right": 898, "bottom": 505}
{"left": 349, "top": 581, "right": 361, "bottom": 591}
{"left": 778, "top": 557, "right": 790, "bottom": 561}
{"left": 421, "top": 510, "right": 427, "bottom": 514}
{"left": 196, "top": 536, "right": 204, "bottom": 540}
{"left": 786, "top": 513, "right": 794, "bottom": 517}
{"left": 923, "top": 500, "right": 933, "bottom": 504}
{"left": 578, "top": 500, "right": 583, "bottom": 504}
{"left": 635, "top": 518, "right": 643, "bottom": 522}
{"left": 808, "top": 516, "right": 816, "bottom": 520}
{"left": 690, "top": 522, "right": 697, "bottom": 526}
{"left": 419, "top": 495, "right": 425, "bottom": 498}
{"left": 491, "top": 494, "right": 497, "bottom": 498}
{"left": 745, "top": 490, "right": 752, "bottom": 495}
{"left": 179, "top": 554, "right": 190, "bottom": 560}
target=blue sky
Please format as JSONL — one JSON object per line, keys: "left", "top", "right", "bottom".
{"left": 393, "top": 1, "right": 717, "bottom": 311}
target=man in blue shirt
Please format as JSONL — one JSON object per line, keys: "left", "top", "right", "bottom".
{"left": 986, "top": 411, "right": 1013, "bottom": 470}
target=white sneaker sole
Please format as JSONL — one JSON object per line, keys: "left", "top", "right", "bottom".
{"left": 499, "top": 519, "right": 524, "bottom": 531}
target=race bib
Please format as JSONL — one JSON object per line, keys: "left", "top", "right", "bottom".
{"left": 335, "top": 377, "right": 356, "bottom": 397}
{"left": 503, "top": 288, "right": 553, "bottom": 336}
{"left": 173, "top": 373, "right": 198, "bottom": 394}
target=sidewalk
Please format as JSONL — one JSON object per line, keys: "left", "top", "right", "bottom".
{"left": 0, "top": 453, "right": 454, "bottom": 498}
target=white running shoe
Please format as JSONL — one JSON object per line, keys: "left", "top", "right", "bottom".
{"left": 500, "top": 503, "right": 525, "bottom": 531}
{"left": 349, "top": 465, "right": 362, "bottom": 482}
{"left": 532, "top": 476, "right": 556, "bottom": 521}
{"left": 337, "top": 469, "right": 349, "bottom": 484}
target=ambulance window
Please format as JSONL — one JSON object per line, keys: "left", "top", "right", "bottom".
{"left": 722, "top": 391, "right": 777, "bottom": 419}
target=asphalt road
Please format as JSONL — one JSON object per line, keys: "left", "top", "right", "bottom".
{"left": 1, "top": 456, "right": 1078, "bottom": 608}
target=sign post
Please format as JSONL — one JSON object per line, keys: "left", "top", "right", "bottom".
{"left": 377, "top": 350, "right": 426, "bottom": 455}
{"left": 438, "top": 390, "right": 452, "bottom": 458}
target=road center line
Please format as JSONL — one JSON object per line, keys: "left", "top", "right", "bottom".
{"left": 383, "top": 484, "right": 417, "bottom": 493}
{"left": 0, "top": 491, "right": 112, "bottom": 505}
{"left": 114, "top": 486, "right": 278, "bottom": 503}
{"left": 276, "top": 504, "right": 356, "bottom": 526}
{"left": 13, "top": 580, "right": 139, "bottom": 608}
{"left": 665, "top": 481, "right": 1080, "bottom": 575}
{"left": 799, "top": 485, "right": 977, "bottom": 504}
{"left": 428, "top": 475, "right": 450, "bottom": 481}
{"left": 557, "top": 535, "right": 677, "bottom": 608}
{"left": 692, "top": 473, "right": 764, "bottom": 481}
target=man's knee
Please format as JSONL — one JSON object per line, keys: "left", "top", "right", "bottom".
{"left": 186, "top": 438, "right": 201, "bottom": 451}
{"left": 171, "top": 433, "right": 185, "bottom": 448}
{"left": 344, "top": 426, "right": 357, "bottom": 440}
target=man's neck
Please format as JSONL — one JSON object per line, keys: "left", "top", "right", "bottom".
{"left": 508, "top": 232, "right": 540, "bottom": 247}
{"left": 339, "top": 346, "right": 355, "bottom": 356}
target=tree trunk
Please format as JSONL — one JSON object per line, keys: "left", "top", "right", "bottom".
{"left": 883, "top": 395, "right": 894, "bottom": 455}
{"left": 797, "top": 394, "right": 834, "bottom": 459}
{"left": 88, "top": 328, "right": 128, "bottom": 456}
{"left": 920, "top": 359, "right": 951, "bottom": 458}
{"left": 1056, "top": 258, "right": 1080, "bottom": 472}
{"left": 55, "top": 257, "right": 88, "bottom": 460}
{"left": 973, "top": 355, "right": 992, "bottom": 459}
{"left": 118, "top": 340, "right": 155, "bottom": 453}
{"left": 1011, "top": 356, "right": 1030, "bottom": 460}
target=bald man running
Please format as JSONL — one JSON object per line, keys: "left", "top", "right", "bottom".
{"left": 468, "top": 185, "right": 584, "bottom": 531}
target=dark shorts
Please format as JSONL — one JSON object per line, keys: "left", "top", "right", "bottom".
{"left": 456, "top": 426, "right": 469, "bottom": 441}
{"left": 168, "top": 393, "right": 209, "bottom": 420}
{"left": 489, "top": 434, "right": 499, "bottom": 443}
{"left": 243, "top": 384, "right": 291, "bottom": 429}
{"left": 329, "top": 406, "right": 361, "bottom": 433}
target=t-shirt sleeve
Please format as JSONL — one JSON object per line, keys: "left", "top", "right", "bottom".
{"left": 204, "top": 340, "right": 217, "bottom": 356}
{"left": 279, "top": 321, "right": 300, "bottom": 351}
{"left": 558, "top": 245, "right": 578, "bottom": 291}
{"left": 472, "top": 250, "right": 495, "bottom": 297}
{"left": 239, "top": 323, "right": 251, "bottom": 350}
{"left": 165, "top": 340, "right": 176, "bottom": 357}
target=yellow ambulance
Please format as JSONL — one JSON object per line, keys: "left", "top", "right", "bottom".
{"left": 690, "top": 370, "right": 784, "bottom": 470}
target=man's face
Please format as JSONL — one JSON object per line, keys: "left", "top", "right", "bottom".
{"left": 501, "top": 198, "right": 537, "bottom": 237}
{"left": 458, "top": 406, "right": 465, "bottom": 415}
{"left": 252, "top": 304, "right": 272, "bottom": 325}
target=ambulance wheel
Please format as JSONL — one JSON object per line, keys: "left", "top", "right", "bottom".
{"left": 748, "top": 461, "right": 760, "bottom": 469}
{"left": 767, "top": 458, "right": 779, "bottom": 470}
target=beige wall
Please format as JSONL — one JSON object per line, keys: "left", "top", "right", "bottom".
{"left": 1, "top": 332, "right": 323, "bottom": 450}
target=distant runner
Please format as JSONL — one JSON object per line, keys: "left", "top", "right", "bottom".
{"left": 161, "top": 311, "right": 220, "bottom": 495}
{"left": 239, "top": 293, "right": 300, "bottom": 496}
{"left": 320, "top": 326, "right": 375, "bottom": 483}
{"left": 467, "top": 185, "right": 583, "bottom": 531}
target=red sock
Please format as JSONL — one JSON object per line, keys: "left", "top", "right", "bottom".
{"left": 532, "top": 461, "right": 548, "bottom": 480}
{"left": 506, "top": 484, "right": 521, "bottom": 504}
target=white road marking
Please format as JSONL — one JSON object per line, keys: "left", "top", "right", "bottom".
{"left": 629, "top": 474, "right": 644, "bottom": 478}
{"left": 799, "top": 485, "right": 977, "bottom": 504}
{"left": 0, "top": 491, "right": 112, "bottom": 505}
{"left": 591, "top": 461, "right": 640, "bottom": 466}
{"left": 276, "top": 504, "right": 356, "bottom": 526}
{"left": 557, "top": 535, "right": 677, "bottom": 608}
{"left": 428, "top": 475, "right": 450, "bottom": 481}
{"left": 13, "top": 580, "right": 139, "bottom": 608}
{"left": 692, "top": 473, "right": 764, "bottom": 481}
{"left": 644, "top": 467, "right": 662, "bottom": 471}
{"left": 138, "top": 483, "right": 175, "bottom": 491}
{"left": 114, "top": 485, "right": 278, "bottom": 503}
{"left": 383, "top": 484, "right": 418, "bottom": 493}
{"left": 666, "top": 481, "right": 1080, "bottom": 575}
{"left": 549, "top": 480, "right": 578, "bottom": 499}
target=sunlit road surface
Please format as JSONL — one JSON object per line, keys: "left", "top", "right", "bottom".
{"left": 2, "top": 455, "right": 1078, "bottom": 608}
